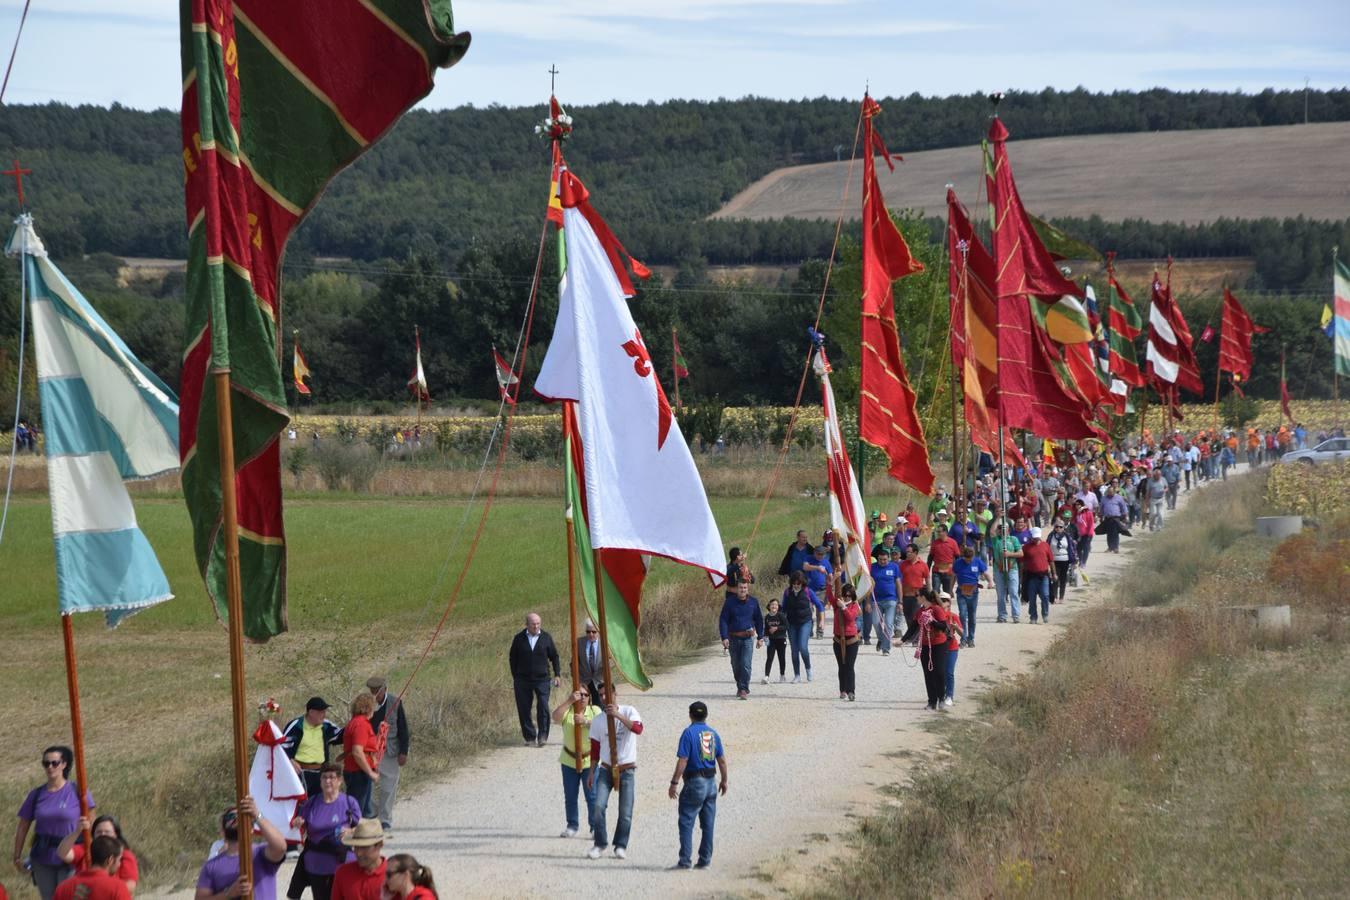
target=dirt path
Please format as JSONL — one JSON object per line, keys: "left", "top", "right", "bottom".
{"left": 149, "top": 476, "right": 1226, "bottom": 898}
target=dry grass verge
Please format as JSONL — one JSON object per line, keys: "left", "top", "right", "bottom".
{"left": 814, "top": 471, "right": 1350, "bottom": 899}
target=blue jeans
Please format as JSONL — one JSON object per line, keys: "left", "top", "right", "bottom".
{"left": 860, "top": 604, "right": 875, "bottom": 642}
{"left": 561, "top": 763, "right": 596, "bottom": 832}
{"left": 728, "top": 635, "right": 754, "bottom": 693}
{"left": 590, "top": 766, "right": 635, "bottom": 850}
{"left": 944, "top": 648, "right": 958, "bottom": 700}
{"left": 787, "top": 620, "right": 813, "bottom": 676}
{"left": 876, "top": 599, "right": 897, "bottom": 651}
{"left": 677, "top": 776, "right": 718, "bottom": 867}
{"left": 1026, "top": 573, "right": 1051, "bottom": 621}
{"left": 994, "top": 568, "right": 1020, "bottom": 620}
{"left": 956, "top": 587, "right": 978, "bottom": 644}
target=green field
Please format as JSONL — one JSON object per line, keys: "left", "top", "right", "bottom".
{"left": 0, "top": 489, "right": 821, "bottom": 889}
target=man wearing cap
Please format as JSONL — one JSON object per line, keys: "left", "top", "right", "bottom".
{"left": 668, "top": 701, "right": 727, "bottom": 870}
{"left": 508, "top": 612, "right": 562, "bottom": 747}
{"left": 281, "top": 698, "right": 345, "bottom": 799}
{"left": 195, "top": 797, "right": 287, "bottom": 900}
{"left": 367, "top": 677, "right": 410, "bottom": 833}
{"left": 329, "top": 820, "right": 385, "bottom": 900}
{"left": 1021, "top": 527, "right": 1055, "bottom": 624}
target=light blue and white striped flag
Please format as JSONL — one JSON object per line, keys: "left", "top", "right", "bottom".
{"left": 7, "top": 215, "right": 179, "bottom": 626}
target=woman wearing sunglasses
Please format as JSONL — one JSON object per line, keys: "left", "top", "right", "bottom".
{"left": 550, "top": 687, "right": 601, "bottom": 839}
{"left": 382, "top": 853, "right": 436, "bottom": 900}
{"left": 12, "top": 746, "right": 95, "bottom": 900}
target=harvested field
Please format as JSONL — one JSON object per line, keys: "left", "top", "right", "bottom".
{"left": 713, "top": 122, "right": 1350, "bottom": 224}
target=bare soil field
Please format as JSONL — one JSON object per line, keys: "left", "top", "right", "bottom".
{"left": 713, "top": 122, "right": 1350, "bottom": 224}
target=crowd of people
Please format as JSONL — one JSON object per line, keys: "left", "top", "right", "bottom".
{"left": 14, "top": 428, "right": 1256, "bottom": 894}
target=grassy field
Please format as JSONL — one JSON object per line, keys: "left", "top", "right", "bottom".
{"left": 815, "top": 471, "right": 1350, "bottom": 898}
{"left": 0, "top": 489, "right": 823, "bottom": 892}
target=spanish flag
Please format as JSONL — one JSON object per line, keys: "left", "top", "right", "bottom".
{"left": 293, "top": 332, "right": 312, "bottom": 396}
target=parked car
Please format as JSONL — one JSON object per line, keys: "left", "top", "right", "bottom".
{"left": 1280, "top": 437, "right": 1350, "bottom": 464}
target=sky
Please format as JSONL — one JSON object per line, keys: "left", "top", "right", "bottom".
{"left": 0, "top": 0, "right": 1346, "bottom": 111}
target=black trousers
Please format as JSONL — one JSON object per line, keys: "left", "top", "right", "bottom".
{"left": 899, "top": 595, "right": 919, "bottom": 643}
{"left": 764, "top": 639, "right": 787, "bottom": 676}
{"left": 1053, "top": 561, "right": 1070, "bottom": 600}
{"left": 833, "top": 639, "right": 858, "bottom": 694}
{"left": 921, "top": 644, "right": 948, "bottom": 707}
{"left": 513, "top": 677, "right": 551, "bottom": 741}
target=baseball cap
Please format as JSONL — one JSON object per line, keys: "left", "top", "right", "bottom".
{"left": 305, "top": 697, "right": 330, "bottom": 711}
{"left": 1030, "top": 527, "right": 1042, "bottom": 538}
{"left": 688, "top": 701, "right": 708, "bottom": 718}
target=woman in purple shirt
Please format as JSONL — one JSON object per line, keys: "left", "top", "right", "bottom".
{"left": 286, "top": 763, "right": 361, "bottom": 900}
{"left": 13, "top": 745, "right": 94, "bottom": 900}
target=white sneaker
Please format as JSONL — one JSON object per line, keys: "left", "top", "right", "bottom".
{"left": 587, "top": 846, "right": 603, "bottom": 860}
{"left": 943, "top": 697, "right": 954, "bottom": 708}
{"left": 761, "top": 676, "right": 768, "bottom": 684}
{"left": 806, "top": 669, "right": 813, "bottom": 682}
{"left": 791, "top": 675, "right": 801, "bottom": 683}
{"left": 560, "top": 828, "right": 577, "bottom": 838}
{"left": 614, "top": 847, "right": 627, "bottom": 860}
{"left": 778, "top": 675, "right": 786, "bottom": 683}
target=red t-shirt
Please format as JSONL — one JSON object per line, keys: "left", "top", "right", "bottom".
{"left": 406, "top": 888, "right": 437, "bottom": 900}
{"left": 903, "top": 511, "right": 920, "bottom": 530}
{"left": 70, "top": 845, "right": 138, "bottom": 885}
{"left": 927, "top": 538, "right": 959, "bottom": 571}
{"left": 331, "top": 859, "right": 387, "bottom": 900}
{"left": 54, "top": 869, "right": 130, "bottom": 900}
{"left": 946, "top": 611, "right": 963, "bottom": 651}
{"left": 343, "top": 715, "right": 377, "bottom": 773}
{"left": 899, "top": 559, "right": 930, "bottom": 594}
{"left": 917, "top": 605, "right": 950, "bottom": 648}
{"left": 1021, "top": 540, "right": 1053, "bottom": 575}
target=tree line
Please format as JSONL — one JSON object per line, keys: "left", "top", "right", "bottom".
{"left": 1, "top": 87, "right": 1347, "bottom": 268}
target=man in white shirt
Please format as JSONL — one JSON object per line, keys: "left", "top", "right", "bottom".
{"left": 585, "top": 685, "right": 643, "bottom": 860}
{"left": 1074, "top": 487, "right": 1099, "bottom": 514}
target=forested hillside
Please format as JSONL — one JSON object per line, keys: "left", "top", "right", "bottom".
{"left": 2, "top": 87, "right": 1348, "bottom": 265}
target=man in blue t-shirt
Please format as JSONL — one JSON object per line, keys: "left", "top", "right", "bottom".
{"left": 667, "top": 701, "right": 727, "bottom": 870}
{"left": 869, "top": 549, "right": 901, "bottom": 655}
{"left": 952, "top": 544, "right": 991, "bottom": 648}
{"left": 801, "top": 544, "right": 834, "bottom": 596}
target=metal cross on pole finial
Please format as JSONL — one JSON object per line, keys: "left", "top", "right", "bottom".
{"left": 548, "top": 64, "right": 559, "bottom": 95}
{"left": 3, "top": 158, "right": 31, "bottom": 207}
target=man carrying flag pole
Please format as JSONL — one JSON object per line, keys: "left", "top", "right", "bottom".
{"left": 535, "top": 166, "right": 724, "bottom": 861}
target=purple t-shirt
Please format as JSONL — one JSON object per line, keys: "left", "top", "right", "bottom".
{"left": 196, "top": 844, "right": 281, "bottom": 900}
{"left": 297, "top": 795, "right": 360, "bottom": 876}
{"left": 19, "top": 783, "right": 94, "bottom": 867}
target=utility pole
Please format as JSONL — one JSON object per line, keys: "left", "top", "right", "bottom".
{"left": 1305, "top": 77, "right": 1310, "bottom": 125}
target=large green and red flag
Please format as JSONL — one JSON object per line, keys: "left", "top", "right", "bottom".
{"left": 984, "top": 118, "right": 1101, "bottom": 440}
{"left": 179, "top": 0, "right": 468, "bottom": 640}
{"left": 1104, "top": 254, "right": 1145, "bottom": 386}
{"left": 857, "top": 94, "right": 934, "bottom": 494}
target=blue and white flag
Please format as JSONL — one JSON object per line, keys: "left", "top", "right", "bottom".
{"left": 7, "top": 215, "right": 179, "bottom": 626}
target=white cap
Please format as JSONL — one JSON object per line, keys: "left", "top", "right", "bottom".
{"left": 1030, "top": 526, "right": 1042, "bottom": 539}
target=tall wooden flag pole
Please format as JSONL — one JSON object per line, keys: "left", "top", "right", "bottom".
{"left": 60, "top": 616, "right": 93, "bottom": 850}
{"left": 214, "top": 371, "right": 254, "bottom": 886}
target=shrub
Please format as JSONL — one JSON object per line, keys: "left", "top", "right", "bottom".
{"left": 311, "top": 440, "right": 381, "bottom": 492}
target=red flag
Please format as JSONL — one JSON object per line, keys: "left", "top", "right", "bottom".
{"left": 672, "top": 328, "right": 690, "bottom": 379}
{"left": 1217, "top": 287, "right": 1268, "bottom": 381}
{"left": 1280, "top": 350, "right": 1294, "bottom": 422}
{"left": 947, "top": 189, "right": 1000, "bottom": 446}
{"left": 1145, "top": 265, "right": 1204, "bottom": 395}
{"left": 981, "top": 126, "right": 1101, "bottom": 440}
{"left": 1199, "top": 324, "right": 1215, "bottom": 343}
{"left": 1104, "top": 255, "right": 1145, "bottom": 388}
{"left": 408, "top": 326, "right": 431, "bottom": 402}
{"left": 857, "top": 95, "right": 933, "bottom": 494}
{"left": 985, "top": 118, "right": 1083, "bottom": 302}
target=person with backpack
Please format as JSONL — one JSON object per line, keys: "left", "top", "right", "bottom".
{"left": 1047, "top": 520, "right": 1076, "bottom": 603}
{"left": 779, "top": 572, "right": 822, "bottom": 683}
{"left": 14, "top": 746, "right": 94, "bottom": 900}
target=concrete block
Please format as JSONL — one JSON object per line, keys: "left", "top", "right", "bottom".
{"left": 1254, "top": 516, "right": 1303, "bottom": 539}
